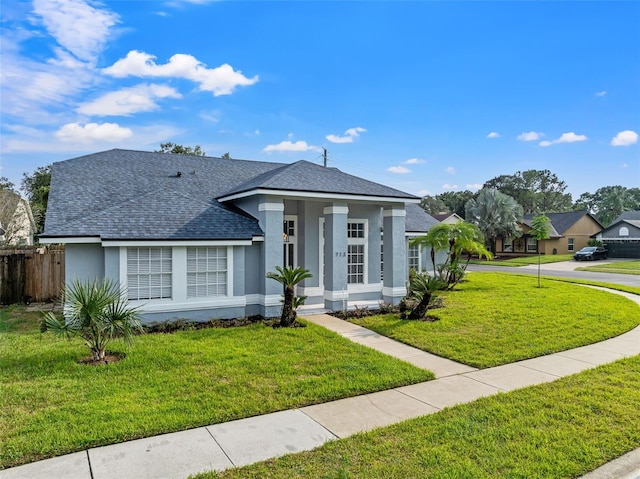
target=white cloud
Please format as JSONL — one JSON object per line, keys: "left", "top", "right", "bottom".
{"left": 103, "top": 50, "right": 259, "bottom": 96}
{"left": 611, "top": 130, "right": 638, "bottom": 147}
{"left": 387, "top": 166, "right": 410, "bottom": 174}
{"left": 326, "top": 126, "right": 367, "bottom": 144}
{"left": 442, "top": 184, "right": 458, "bottom": 190}
{"left": 404, "top": 158, "right": 424, "bottom": 164}
{"left": 199, "top": 109, "right": 221, "bottom": 123}
{"left": 445, "top": 166, "right": 456, "bottom": 174}
{"left": 595, "top": 91, "right": 607, "bottom": 97}
{"left": 540, "top": 132, "right": 588, "bottom": 147}
{"left": 622, "top": 163, "right": 628, "bottom": 168}
{"left": 33, "top": 0, "right": 119, "bottom": 62}
{"left": 466, "top": 183, "right": 483, "bottom": 190}
{"left": 487, "top": 131, "right": 500, "bottom": 139}
{"left": 417, "top": 189, "right": 431, "bottom": 196}
{"left": 517, "top": 131, "right": 544, "bottom": 141}
{"left": 55, "top": 122, "right": 133, "bottom": 143}
{"left": 77, "top": 84, "right": 181, "bottom": 116}
{"left": 263, "top": 140, "right": 321, "bottom": 153}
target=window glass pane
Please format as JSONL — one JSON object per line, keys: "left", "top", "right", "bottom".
{"left": 186, "top": 247, "right": 227, "bottom": 298}
{"left": 127, "top": 247, "right": 172, "bottom": 300}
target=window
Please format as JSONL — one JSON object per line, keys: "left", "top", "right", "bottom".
{"left": 408, "top": 243, "right": 420, "bottom": 272}
{"left": 127, "top": 247, "right": 172, "bottom": 300}
{"left": 348, "top": 244, "right": 364, "bottom": 284}
{"left": 380, "top": 235, "right": 384, "bottom": 281}
{"left": 526, "top": 237, "right": 537, "bottom": 253}
{"left": 568, "top": 238, "right": 575, "bottom": 251}
{"left": 347, "top": 221, "right": 367, "bottom": 284}
{"left": 187, "top": 247, "right": 227, "bottom": 298}
{"left": 620, "top": 227, "right": 629, "bottom": 237}
{"left": 347, "top": 222, "right": 365, "bottom": 238}
{"left": 503, "top": 238, "right": 513, "bottom": 253}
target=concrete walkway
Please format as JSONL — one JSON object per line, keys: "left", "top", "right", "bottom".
{"left": 2, "top": 291, "right": 639, "bottom": 479}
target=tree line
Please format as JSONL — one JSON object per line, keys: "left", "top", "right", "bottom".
{"left": 421, "top": 169, "right": 640, "bottom": 227}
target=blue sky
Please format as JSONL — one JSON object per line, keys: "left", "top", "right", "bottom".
{"left": 1, "top": 0, "right": 639, "bottom": 201}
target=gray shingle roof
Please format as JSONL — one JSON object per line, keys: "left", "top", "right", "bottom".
{"left": 43, "top": 149, "right": 420, "bottom": 241}
{"left": 522, "top": 211, "right": 602, "bottom": 236}
{"left": 406, "top": 204, "right": 439, "bottom": 232}
{"left": 611, "top": 210, "right": 640, "bottom": 224}
{"left": 218, "top": 160, "right": 418, "bottom": 200}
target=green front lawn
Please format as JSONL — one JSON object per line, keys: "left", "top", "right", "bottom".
{"left": 576, "top": 260, "right": 640, "bottom": 275}
{"left": 0, "top": 308, "right": 432, "bottom": 469}
{"left": 472, "top": 254, "right": 575, "bottom": 266}
{"left": 351, "top": 273, "right": 640, "bottom": 368}
{"left": 202, "top": 355, "right": 640, "bottom": 479}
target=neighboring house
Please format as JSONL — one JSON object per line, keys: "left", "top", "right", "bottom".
{"left": 594, "top": 211, "right": 640, "bottom": 258}
{"left": 406, "top": 205, "right": 447, "bottom": 274}
{"left": 495, "top": 211, "right": 603, "bottom": 256}
{"left": 0, "top": 190, "right": 36, "bottom": 246}
{"left": 40, "top": 149, "right": 438, "bottom": 322}
{"left": 431, "top": 212, "right": 464, "bottom": 224}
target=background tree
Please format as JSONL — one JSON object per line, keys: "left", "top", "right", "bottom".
{"left": 420, "top": 195, "right": 448, "bottom": 215}
{"left": 221, "top": 152, "right": 231, "bottom": 159}
{"left": 0, "top": 177, "right": 17, "bottom": 193}
{"left": 437, "top": 190, "right": 475, "bottom": 218}
{"left": 156, "top": 142, "right": 206, "bottom": 156}
{"left": 266, "top": 266, "right": 312, "bottom": 327}
{"left": 574, "top": 186, "right": 640, "bottom": 226}
{"left": 465, "top": 188, "right": 523, "bottom": 254}
{"left": 483, "top": 169, "right": 572, "bottom": 214}
{"left": 21, "top": 165, "right": 51, "bottom": 237}
{"left": 530, "top": 215, "right": 551, "bottom": 288}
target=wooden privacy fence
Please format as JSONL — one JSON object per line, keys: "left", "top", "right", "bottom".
{"left": 0, "top": 246, "right": 65, "bottom": 304}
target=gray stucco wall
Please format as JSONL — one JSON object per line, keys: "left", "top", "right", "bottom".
{"left": 65, "top": 243, "right": 105, "bottom": 285}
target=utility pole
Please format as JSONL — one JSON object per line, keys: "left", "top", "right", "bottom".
{"left": 323, "top": 147, "right": 327, "bottom": 168}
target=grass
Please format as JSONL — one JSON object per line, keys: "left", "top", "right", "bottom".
{"left": 575, "top": 259, "right": 640, "bottom": 275}
{"left": 0, "top": 307, "right": 432, "bottom": 469}
{"left": 350, "top": 273, "right": 640, "bottom": 368}
{"left": 199, "top": 355, "right": 640, "bottom": 479}
{"left": 542, "top": 276, "right": 640, "bottom": 296}
{"left": 471, "top": 254, "right": 574, "bottom": 266}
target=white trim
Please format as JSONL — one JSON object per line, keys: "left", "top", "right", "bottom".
{"left": 252, "top": 236, "right": 264, "bottom": 242}
{"left": 323, "top": 205, "right": 349, "bottom": 215}
{"left": 298, "top": 286, "right": 324, "bottom": 297}
{"left": 129, "top": 297, "right": 247, "bottom": 313}
{"left": 219, "top": 188, "right": 420, "bottom": 204}
{"left": 383, "top": 286, "right": 406, "bottom": 297}
{"left": 383, "top": 208, "right": 407, "bottom": 217}
{"left": 324, "top": 290, "right": 349, "bottom": 301}
{"left": 244, "top": 294, "right": 283, "bottom": 307}
{"left": 258, "top": 202, "right": 284, "bottom": 212}
{"left": 40, "top": 236, "right": 101, "bottom": 244}
{"left": 347, "top": 282, "right": 382, "bottom": 294}
{"left": 105, "top": 239, "right": 252, "bottom": 247}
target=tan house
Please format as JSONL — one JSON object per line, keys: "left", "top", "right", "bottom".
{"left": 0, "top": 190, "right": 36, "bottom": 246}
{"left": 431, "top": 212, "right": 464, "bottom": 224}
{"left": 496, "top": 211, "right": 603, "bottom": 256}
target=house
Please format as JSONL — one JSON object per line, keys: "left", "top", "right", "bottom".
{"left": 431, "top": 212, "right": 464, "bottom": 224}
{"left": 40, "top": 149, "right": 438, "bottom": 322}
{"left": 495, "top": 211, "right": 603, "bottom": 256}
{"left": 0, "top": 190, "right": 36, "bottom": 246}
{"left": 594, "top": 211, "right": 640, "bottom": 258}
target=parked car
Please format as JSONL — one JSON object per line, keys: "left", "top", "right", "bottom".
{"left": 574, "top": 246, "right": 608, "bottom": 261}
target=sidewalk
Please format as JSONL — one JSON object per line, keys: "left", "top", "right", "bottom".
{"left": 2, "top": 290, "right": 639, "bottom": 479}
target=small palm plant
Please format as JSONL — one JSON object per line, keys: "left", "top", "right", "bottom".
{"left": 405, "top": 272, "right": 446, "bottom": 320}
{"left": 41, "top": 278, "right": 143, "bottom": 362}
{"left": 266, "top": 265, "right": 312, "bottom": 327}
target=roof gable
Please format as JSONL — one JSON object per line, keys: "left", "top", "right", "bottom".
{"left": 522, "top": 211, "right": 602, "bottom": 235}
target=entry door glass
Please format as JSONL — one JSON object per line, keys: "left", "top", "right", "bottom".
{"left": 283, "top": 217, "right": 297, "bottom": 268}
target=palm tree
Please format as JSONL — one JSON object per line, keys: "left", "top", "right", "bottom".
{"left": 266, "top": 266, "right": 312, "bottom": 327}
{"left": 410, "top": 222, "right": 492, "bottom": 290}
{"left": 41, "top": 279, "right": 143, "bottom": 362}
{"left": 465, "top": 188, "right": 524, "bottom": 255}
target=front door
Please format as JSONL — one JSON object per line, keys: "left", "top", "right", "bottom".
{"left": 283, "top": 216, "right": 297, "bottom": 268}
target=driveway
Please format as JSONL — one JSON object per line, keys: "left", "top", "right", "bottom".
{"left": 468, "top": 260, "right": 639, "bottom": 287}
